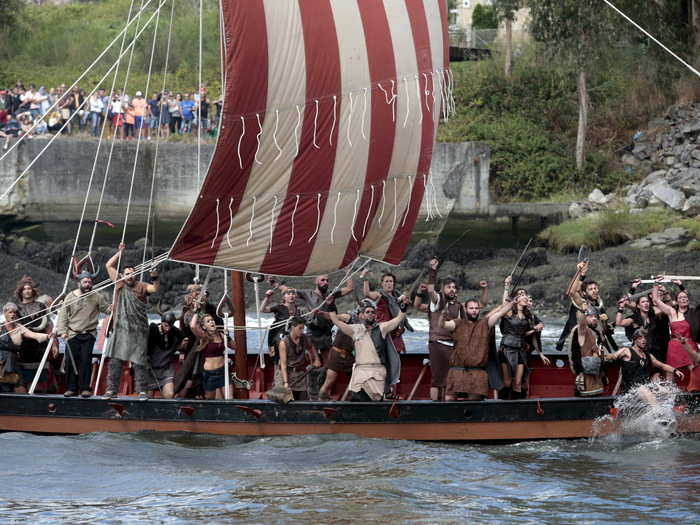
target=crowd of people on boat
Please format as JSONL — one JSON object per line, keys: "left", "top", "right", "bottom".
{"left": 0, "top": 243, "right": 699, "bottom": 405}
{"left": 0, "top": 82, "right": 221, "bottom": 149}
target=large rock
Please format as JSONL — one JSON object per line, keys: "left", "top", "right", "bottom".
{"left": 669, "top": 168, "right": 700, "bottom": 196}
{"left": 629, "top": 227, "right": 690, "bottom": 249}
{"left": 569, "top": 201, "right": 603, "bottom": 218}
{"left": 588, "top": 188, "right": 607, "bottom": 205}
{"left": 649, "top": 180, "right": 686, "bottom": 210}
{"left": 682, "top": 196, "right": 700, "bottom": 216}
{"left": 642, "top": 170, "right": 667, "bottom": 186}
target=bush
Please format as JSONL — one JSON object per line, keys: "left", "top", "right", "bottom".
{"left": 539, "top": 208, "right": 679, "bottom": 252}
{"left": 438, "top": 40, "right": 685, "bottom": 202}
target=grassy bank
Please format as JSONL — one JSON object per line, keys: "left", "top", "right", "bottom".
{"left": 539, "top": 208, "right": 700, "bottom": 253}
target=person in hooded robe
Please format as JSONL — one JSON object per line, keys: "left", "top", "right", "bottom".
{"left": 103, "top": 243, "right": 160, "bottom": 400}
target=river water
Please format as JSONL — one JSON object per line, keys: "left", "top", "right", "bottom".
{"left": 1, "top": 431, "right": 698, "bottom": 523}
{"left": 2, "top": 318, "right": 699, "bottom": 523}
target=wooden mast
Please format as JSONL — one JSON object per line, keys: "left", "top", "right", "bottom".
{"left": 231, "top": 271, "right": 249, "bottom": 399}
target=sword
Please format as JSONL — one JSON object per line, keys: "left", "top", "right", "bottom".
{"left": 63, "top": 339, "right": 79, "bottom": 376}
{"left": 408, "top": 229, "right": 472, "bottom": 298}
{"left": 639, "top": 275, "right": 700, "bottom": 283}
{"left": 509, "top": 237, "right": 533, "bottom": 278}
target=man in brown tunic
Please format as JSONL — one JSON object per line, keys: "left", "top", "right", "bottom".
{"left": 441, "top": 298, "right": 513, "bottom": 400}
{"left": 426, "top": 258, "right": 465, "bottom": 401}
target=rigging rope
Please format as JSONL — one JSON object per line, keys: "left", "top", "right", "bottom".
{"left": 197, "top": 0, "right": 204, "bottom": 187}
{"left": 141, "top": 0, "right": 177, "bottom": 274}
{"left": 88, "top": 0, "right": 150, "bottom": 254}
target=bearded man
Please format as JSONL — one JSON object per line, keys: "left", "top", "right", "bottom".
{"left": 426, "top": 258, "right": 465, "bottom": 401}
{"left": 440, "top": 297, "right": 513, "bottom": 400}
{"left": 56, "top": 272, "right": 111, "bottom": 397}
{"left": 329, "top": 299, "right": 405, "bottom": 401}
{"left": 292, "top": 274, "right": 353, "bottom": 354}
{"left": 104, "top": 243, "right": 160, "bottom": 400}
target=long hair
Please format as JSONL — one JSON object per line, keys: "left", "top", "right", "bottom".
{"left": 15, "top": 276, "right": 38, "bottom": 301}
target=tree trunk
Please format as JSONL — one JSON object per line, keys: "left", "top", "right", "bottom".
{"left": 504, "top": 18, "right": 513, "bottom": 78}
{"left": 576, "top": 68, "right": 588, "bottom": 172}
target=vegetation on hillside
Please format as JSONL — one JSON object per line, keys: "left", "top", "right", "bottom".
{"left": 1, "top": 0, "right": 699, "bottom": 205}
{"left": 0, "top": 0, "right": 222, "bottom": 95}
{"left": 440, "top": 44, "right": 698, "bottom": 201}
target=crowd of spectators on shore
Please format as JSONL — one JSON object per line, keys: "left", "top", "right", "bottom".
{"left": 0, "top": 82, "right": 221, "bottom": 149}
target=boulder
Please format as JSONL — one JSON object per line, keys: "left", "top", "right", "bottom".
{"left": 691, "top": 149, "right": 700, "bottom": 161}
{"left": 682, "top": 196, "right": 700, "bottom": 216}
{"left": 669, "top": 168, "right": 700, "bottom": 196}
{"left": 642, "top": 170, "right": 666, "bottom": 186}
{"left": 649, "top": 180, "right": 686, "bottom": 210}
{"left": 569, "top": 201, "right": 602, "bottom": 218}
{"left": 682, "top": 120, "right": 700, "bottom": 134}
{"left": 588, "top": 188, "right": 607, "bottom": 205}
{"left": 629, "top": 227, "right": 689, "bottom": 249}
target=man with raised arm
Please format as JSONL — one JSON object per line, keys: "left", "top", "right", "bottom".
{"left": 440, "top": 296, "right": 514, "bottom": 401}
{"left": 329, "top": 299, "right": 406, "bottom": 401}
{"left": 292, "top": 274, "right": 354, "bottom": 354}
{"left": 426, "top": 258, "right": 465, "bottom": 401}
{"left": 567, "top": 261, "right": 607, "bottom": 397}
{"left": 56, "top": 272, "right": 111, "bottom": 397}
{"left": 103, "top": 243, "right": 160, "bottom": 400}
{"left": 359, "top": 269, "right": 413, "bottom": 353}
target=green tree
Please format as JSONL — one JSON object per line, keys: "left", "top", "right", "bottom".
{"left": 529, "top": 0, "right": 613, "bottom": 171}
{"left": 0, "top": 0, "right": 23, "bottom": 33}
{"left": 492, "top": 0, "right": 523, "bottom": 78}
{"left": 472, "top": 4, "right": 498, "bottom": 30}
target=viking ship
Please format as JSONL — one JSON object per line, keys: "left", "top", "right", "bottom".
{"left": 0, "top": 0, "right": 699, "bottom": 441}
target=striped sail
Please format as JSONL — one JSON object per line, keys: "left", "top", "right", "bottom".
{"left": 169, "top": 0, "right": 450, "bottom": 276}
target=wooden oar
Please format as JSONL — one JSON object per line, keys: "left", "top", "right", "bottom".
{"left": 407, "top": 358, "right": 430, "bottom": 401}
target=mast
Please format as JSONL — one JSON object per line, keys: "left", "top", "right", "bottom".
{"left": 231, "top": 271, "right": 249, "bottom": 399}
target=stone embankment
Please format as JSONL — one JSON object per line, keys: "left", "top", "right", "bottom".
{"left": 566, "top": 104, "right": 700, "bottom": 249}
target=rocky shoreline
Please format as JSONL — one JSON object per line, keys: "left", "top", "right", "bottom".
{"left": 1, "top": 232, "right": 697, "bottom": 320}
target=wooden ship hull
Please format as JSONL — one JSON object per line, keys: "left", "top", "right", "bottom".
{"left": 2, "top": 353, "right": 699, "bottom": 442}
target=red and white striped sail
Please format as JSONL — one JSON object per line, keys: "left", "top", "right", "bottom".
{"left": 169, "top": 0, "right": 450, "bottom": 276}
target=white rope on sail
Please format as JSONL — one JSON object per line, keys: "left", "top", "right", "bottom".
{"left": 289, "top": 194, "right": 300, "bottom": 246}
{"left": 0, "top": 0, "right": 161, "bottom": 165}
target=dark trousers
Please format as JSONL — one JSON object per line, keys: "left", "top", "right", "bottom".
{"left": 65, "top": 334, "right": 96, "bottom": 392}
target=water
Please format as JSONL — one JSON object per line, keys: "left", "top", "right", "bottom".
{"left": 0, "top": 431, "right": 698, "bottom": 523}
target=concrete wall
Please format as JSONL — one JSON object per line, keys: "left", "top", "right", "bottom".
{"left": 0, "top": 137, "right": 492, "bottom": 228}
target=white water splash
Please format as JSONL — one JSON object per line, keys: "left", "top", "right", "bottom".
{"left": 592, "top": 381, "right": 683, "bottom": 440}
